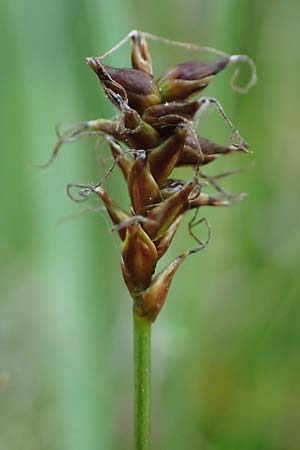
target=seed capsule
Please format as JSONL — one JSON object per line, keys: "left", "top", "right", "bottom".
{"left": 94, "top": 187, "right": 130, "bottom": 241}
{"left": 142, "top": 100, "right": 202, "bottom": 128}
{"left": 157, "top": 59, "right": 229, "bottom": 102}
{"left": 176, "top": 134, "right": 234, "bottom": 167}
{"left": 91, "top": 111, "right": 162, "bottom": 149}
{"left": 121, "top": 109, "right": 162, "bottom": 149}
{"left": 154, "top": 215, "right": 183, "bottom": 259}
{"left": 143, "top": 181, "right": 194, "bottom": 240}
{"left": 87, "top": 58, "right": 161, "bottom": 114}
{"left": 148, "top": 126, "right": 187, "bottom": 186}
{"left": 141, "top": 252, "right": 188, "bottom": 321}
{"left": 122, "top": 223, "right": 158, "bottom": 290}
{"left": 128, "top": 154, "right": 161, "bottom": 214}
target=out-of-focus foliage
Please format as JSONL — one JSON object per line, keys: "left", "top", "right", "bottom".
{"left": 1, "top": 0, "right": 299, "bottom": 449}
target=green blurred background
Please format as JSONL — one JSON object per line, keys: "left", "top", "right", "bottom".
{"left": 1, "top": 0, "right": 300, "bottom": 449}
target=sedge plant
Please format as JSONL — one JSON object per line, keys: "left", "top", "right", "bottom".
{"left": 40, "top": 31, "right": 256, "bottom": 450}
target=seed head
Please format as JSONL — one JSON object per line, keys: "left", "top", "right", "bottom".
{"left": 48, "top": 32, "right": 255, "bottom": 322}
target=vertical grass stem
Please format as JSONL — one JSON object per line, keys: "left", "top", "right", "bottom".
{"left": 134, "top": 314, "right": 151, "bottom": 450}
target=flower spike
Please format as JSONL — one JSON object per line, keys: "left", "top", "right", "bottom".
{"left": 46, "top": 31, "right": 254, "bottom": 321}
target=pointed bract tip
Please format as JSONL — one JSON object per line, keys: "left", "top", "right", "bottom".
{"left": 141, "top": 252, "right": 189, "bottom": 322}
{"left": 85, "top": 57, "right": 98, "bottom": 70}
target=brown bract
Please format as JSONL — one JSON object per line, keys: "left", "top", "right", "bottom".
{"left": 157, "top": 59, "right": 230, "bottom": 102}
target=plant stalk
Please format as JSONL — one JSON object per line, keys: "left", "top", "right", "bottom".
{"left": 134, "top": 314, "right": 151, "bottom": 450}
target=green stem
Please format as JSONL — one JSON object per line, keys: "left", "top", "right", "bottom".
{"left": 134, "top": 314, "right": 151, "bottom": 450}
